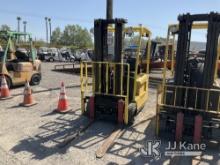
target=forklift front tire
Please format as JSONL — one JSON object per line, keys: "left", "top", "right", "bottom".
{"left": 128, "top": 103, "right": 137, "bottom": 125}
{"left": 30, "top": 74, "right": 41, "bottom": 86}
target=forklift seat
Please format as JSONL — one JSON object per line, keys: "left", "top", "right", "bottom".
{"left": 127, "top": 57, "right": 141, "bottom": 73}
{"left": 127, "top": 57, "right": 136, "bottom": 71}
{"left": 15, "top": 50, "right": 29, "bottom": 62}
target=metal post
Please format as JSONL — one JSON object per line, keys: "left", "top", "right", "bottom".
{"left": 114, "top": 20, "right": 124, "bottom": 95}
{"left": 23, "top": 21, "right": 27, "bottom": 41}
{"left": 48, "top": 18, "right": 52, "bottom": 44}
{"left": 133, "top": 24, "right": 143, "bottom": 101}
{"left": 17, "top": 16, "right": 21, "bottom": 32}
{"left": 106, "top": 0, "right": 113, "bottom": 19}
{"left": 17, "top": 16, "right": 21, "bottom": 42}
{"left": 163, "top": 26, "right": 170, "bottom": 88}
{"left": 171, "top": 34, "right": 175, "bottom": 75}
{"left": 45, "top": 17, "right": 48, "bottom": 44}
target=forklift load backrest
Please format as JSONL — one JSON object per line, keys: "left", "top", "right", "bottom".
{"left": 87, "top": 19, "right": 151, "bottom": 99}
{"left": 93, "top": 19, "right": 126, "bottom": 95}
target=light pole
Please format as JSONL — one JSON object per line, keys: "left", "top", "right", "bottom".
{"left": 45, "top": 17, "right": 48, "bottom": 44}
{"left": 17, "top": 16, "right": 21, "bottom": 42}
{"left": 17, "top": 16, "right": 21, "bottom": 32}
{"left": 23, "top": 21, "right": 27, "bottom": 41}
{"left": 48, "top": 18, "right": 52, "bottom": 44}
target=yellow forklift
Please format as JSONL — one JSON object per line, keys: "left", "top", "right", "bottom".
{"left": 156, "top": 13, "right": 220, "bottom": 143}
{"left": 165, "top": 23, "right": 220, "bottom": 77}
{"left": 0, "top": 31, "right": 41, "bottom": 88}
{"left": 80, "top": 1, "right": 151, "bottom": 125}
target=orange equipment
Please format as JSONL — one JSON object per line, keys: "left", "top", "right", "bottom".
{"left": 20, "top": 81, "right": 37, "bottom": 107}
{"left": 55, "top": 82, "right": 71, "bottom": 113}
{"left": 0, "top": 75, "right": 12, "bottom": 100}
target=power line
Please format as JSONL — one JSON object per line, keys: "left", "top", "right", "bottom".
{"left": 0, "top": 8, "right": 92, "bottom": 23}
{"left": 0, "top": 8, "right": 170, "bottom": 30}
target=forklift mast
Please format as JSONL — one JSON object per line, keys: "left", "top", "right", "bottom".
{"left": 175, "top": 13, "right": 220, "bottom": 88}
{"left": 174, "top": 13, "right": 220, "bottom": 108}
{"left": 94, "top": 19, "right": 126, "bottom": 63}
{"left": 93, "top": 0, "right": 127, "bottom": 95}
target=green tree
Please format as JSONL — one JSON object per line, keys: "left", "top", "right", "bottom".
{"left": 51, "top": 27, "right": 62, "bottom": 45}
{"left": 33, "top": 39, "right": 47, "bottom": 48}
{"left": 51, "top": 24, "right": 93, "bottom": 49}
{"left": 0, "top": 24, "right": 10, "bottom": 31}
{"left": 74, "top": 26, "right": 93, "bottom": 48}
{"left": 60, "top": 24, "right": 93, "bottom": 49}
{"left": 60, "top": 25, "right": 75, "bottom": 46}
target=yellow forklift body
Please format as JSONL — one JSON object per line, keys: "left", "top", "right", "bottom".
{"left": 135, "top": 74, "right": 148, "bottom": 110}
{"left": 81, "top": 24, "right": 151, "bottom": 125}
{"left": 0, "top": 31, "right": 41, "bottom": 87}
{"left": 0, "top": 60, "right": 41, "bottom": 86}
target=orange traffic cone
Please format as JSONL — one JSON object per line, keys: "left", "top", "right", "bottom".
{"left": 19, "top": 81, "right": 37, "bottom": 107}
{"left": 55, "top": 82, "right": 72, "bottom": 113}
{"left": 0, "top": 75, "right": 13, "bottom": 100}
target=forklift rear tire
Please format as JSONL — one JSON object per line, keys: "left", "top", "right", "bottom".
{"left": 30, "top": 74, "right": 41, "bottom": 86}
{"left": 0, "top": 76, "right": 12, "bottom": 89}
{"left": 6, "top": 77, "right": 12, "bottom": 89}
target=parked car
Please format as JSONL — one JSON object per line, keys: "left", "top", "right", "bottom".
{"left": 37, "top": 47, "right": 48, "bottom": 61}
{"left": 87, "top": 49, "right": 94, "bottom": 60}
{"left": 74, "top": 50, "right": 93, "bottom": 62}
{"left": 45, "top": 48, "right": 65, "bottom": 62}
{"left": 60, "top": 48, "right": 75, "bottom": 62}
{"left": 80, "top": 51, "right": 92, "bottom": 61}
{"left": 73, "top": 51, "right": 82, "bottom": 63}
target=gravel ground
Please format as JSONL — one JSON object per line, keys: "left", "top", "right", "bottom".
{"left": 0, "top": 62, "right": 219, "bottom": 165}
